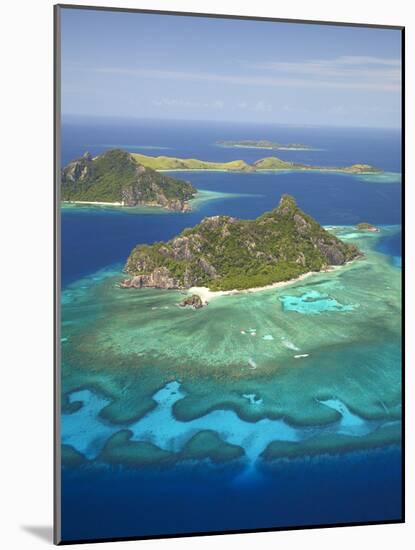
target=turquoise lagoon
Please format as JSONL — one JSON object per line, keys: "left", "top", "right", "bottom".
{"left": 61, "top": 188, "right": 255, "bottom": 214}
{"left": 61, "top": 226, "right": 402, "bottom": 467}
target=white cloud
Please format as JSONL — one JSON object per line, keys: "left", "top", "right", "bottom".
{"left": 151, "top": 98, "right": 225, "bottom": 110}
{"left": 94, "top": 60, "right": 400, "bottom": 92}
{"left": 334, "top": 56, "right": 400, "bottom": 66}
{"left": 253, "top": 100, "right": 272, "bottom": 112}
{"left": 253, "top": 56, "right": 401, "bottom": 89}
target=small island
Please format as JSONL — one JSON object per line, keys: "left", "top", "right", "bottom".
{"left": 61, "top": 149, "right": 196, "bottom": 212}
{"left": 217, "top": 139, "right": 313, "bottom": 151}
{"left": 120, "top": 194, "right": 361, "bottom": 293}
{"left": 356, "top": 222, "right": 380, "bottom": 232}
{"left": 130, "top": 151, "right": 381, "bottom": 175}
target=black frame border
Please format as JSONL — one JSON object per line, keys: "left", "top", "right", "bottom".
{"left": 53, "top": 3, "right": 405, "bottom": 545}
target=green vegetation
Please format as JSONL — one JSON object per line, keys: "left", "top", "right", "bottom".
{"left": 342, "top": 164, "right": 381, "bottom": 174}
{"left": 217, "top": 139, "right": 312, "bottom": 150}
{"left": 61, "top": 149, "right": 196, "bottom": 211}
{"left": 62, "top": 149, "right": 381, "bottom": 194}
{"left": 253, "top": 157, "right": 381, "bottom": 173}
{"left": 253, "top": 156, "right": 303, "bottom": 170}
{"left": 124, "top": 194, "right": 361, "bottom": 291}
{"left": 130, "top": 150, "right": 381, "bottom": 174}
{"left": 130, "top": 152, "right": 254, "bottom": 172}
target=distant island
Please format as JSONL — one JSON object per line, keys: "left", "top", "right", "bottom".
{"left": 121, "top": 194, "right": 361, "bottom": 293}
{"left": 61, "top": 149, "right": 196, "bottom": 212}
{"left": 130, "top": 152, "right": 256, "bottom": 172}
{"left": 130, "top": 151, "right": 381, "bottom": 175}
{"left": 61, "top": 148, "right": 382, "bottom": 214}
{"left": 356, "top": 222, "right": 379, "bottom": 232}
{"left": 217, "top": 139, "right": 314, "bottom": 151}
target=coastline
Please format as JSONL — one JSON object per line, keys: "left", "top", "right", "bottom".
{"left": 185, "top": 248, "right": 366, "bottom": 302}
{"left": 157, "top": 168, "right": 248, "bottom": 173}
{"left": 61, "top": 190, "right": 246, "bottom": 212}
{"left": 188, "top": 269, "right": 332, "bottom": 303}
{"left": 61, "top": 200, "right": 191, "bottom": 213}
{"left": 62, "top": 200, "right": 126, "bottom": 206}
{"left": 217, "top": 144, "right": 317, "bottom": 151}
{"left": 157, "top": 167, "right": 382, "bottom": 175}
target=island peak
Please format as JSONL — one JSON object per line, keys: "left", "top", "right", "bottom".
{"left": 275, "top": 194, "right": 298, "bottom": 213}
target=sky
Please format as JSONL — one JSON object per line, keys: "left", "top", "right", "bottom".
{"left": 60, "top": 8, "right": 402, "bottom": 128}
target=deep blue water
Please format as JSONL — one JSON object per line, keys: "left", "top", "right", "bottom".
{"left": 62, "top": 115, "right": 401, "bottom": 172}
{"left": 61, "top": 117, "right": 402, "bottom": 287}
{"left": 376, "top": 230, "right": 403, "bottom": 267}
{"left": 61, "top": 448, "right": 402, "bottom": 542}
{"left": 60, "top": 117, "right": 403, "bottom": 542}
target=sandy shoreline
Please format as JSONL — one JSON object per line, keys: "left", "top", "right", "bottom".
{"left": 188, "top": 270, "right": 332, "bottom": 302}
{"left": 184, "top": 250, "right": 367, "bottom": 303}
{"left": 63, "top": 200, "right": 125, "bottom": 206}
{"left": 157, "top": 168, "right": 243, "bottom": 173}
{"left": 158, "top": 168, "right": 381, "bottom": 175}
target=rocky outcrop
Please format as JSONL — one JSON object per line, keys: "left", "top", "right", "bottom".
{"left": 119, "top": 267, "right": 179, "bottom": 289}
{"left": 179, "top": 294, "right": 204, "bottom": 309}
{"left": 316, "top": 240, "right": 350, "bottom": 265}
{"left": 61, "top": 152, "right": 93, "bottom": 184}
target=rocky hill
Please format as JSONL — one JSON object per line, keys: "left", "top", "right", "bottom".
{"left": 253, "top": 157, "right": 381, "bottom": 173}
{"left": 61, "top": 149, "right": 196, "bottom": 211}
{"left": 131, "top": 152, "right": 254, "bottom": 172}
{"left": 122, "top": 195, "right": 361, "bottom": 291}
{"left": 128, "top": 151, "right": 380, "bottom": 174}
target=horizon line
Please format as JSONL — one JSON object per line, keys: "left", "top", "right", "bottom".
{"left": 61, "top": 113, "right": 401, "bottom": 131}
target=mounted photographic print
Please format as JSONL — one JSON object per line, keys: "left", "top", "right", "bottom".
{"left": 54, "top": 5, "right": 404, "bottom": 544}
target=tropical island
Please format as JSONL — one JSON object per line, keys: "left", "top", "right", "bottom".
{"left": 356, "top": 222, "right": 380, "bottom": 232}
{"left": 217, "top": 139, "right": 314, "bottom": 151}
{"left": 130, "top": 151, "right": 381, "bottom": 174}
{"left": 61, "top": 149, "right": 196, "bottom": 212}
{"left": 121, "top": 194, "right": 361, "bottom": 293}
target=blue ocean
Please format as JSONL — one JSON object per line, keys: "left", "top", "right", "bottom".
{"left": 60, "top": 116, "right": 402, "bottom": 542}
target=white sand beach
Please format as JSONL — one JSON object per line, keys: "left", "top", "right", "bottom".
{"left": 188, "top": 270, "right": 330, "bottom": 303}
{"left": 62, "top": 200, "right": 126, "bottom": 206}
